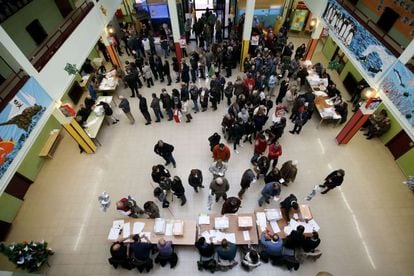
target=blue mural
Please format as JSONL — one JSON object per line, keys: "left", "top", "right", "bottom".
{"left": 323, "top": 0, "right": 397, "bottom": 83}
{"left": 381, "top": 61, "right": 414, "bottom": 126}
{"left": 0, "top": 78, "right": 52, "bottom": 179}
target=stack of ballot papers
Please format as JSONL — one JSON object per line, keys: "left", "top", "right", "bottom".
{"left": 198, "top": 214, "right": 210, "bottom": 225}
{"left": 165, "top": 222, "right": 174, "bottom": 236}
{"left": 173, "top": 220, "right": 184, "bottom": 236}
{"left": 123, "top": 222, "right": 131, "bottom": 238}
{"left": 133, "top": 222, "right": 145, "bottom": 234}
{"left": 154, "top": 218, "right": 166, "bottom": 234}
{"left": 284, "top": 219, "right": 320, "bottom": 234}
{"left": 108, "top": 220, "right": 124, "bottom": 240}
{"left": 215, "top": 216, "right": 229, "bottom": 229}
{"left": 265, "top": 209, "right": 282, "bottom": 221}
{"left": 256, "top": 212, "right": 267, "bottom": 232}
{"left": 238, "top": 216, "right": 253, "bottom": 228}
{"left": 201, "top": 230, "right": 236, "bottom": 243}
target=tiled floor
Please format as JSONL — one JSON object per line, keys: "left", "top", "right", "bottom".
{"left": 1, "top": 38, "right": 414, "bottom": 276}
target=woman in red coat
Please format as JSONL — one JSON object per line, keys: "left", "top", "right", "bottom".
{"left": 268, "top": 140, "right": 282, "bottom": 168}
{"left": 250, "top": 132, "right": 267, "bottom": 165}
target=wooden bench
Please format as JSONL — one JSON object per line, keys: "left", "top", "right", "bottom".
{"left": 39, "top": 129, "right": 63, "bottom": 158}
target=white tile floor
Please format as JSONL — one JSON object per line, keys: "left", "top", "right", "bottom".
{"left": 1, "top": 38, "right": 414, "bottom": 276}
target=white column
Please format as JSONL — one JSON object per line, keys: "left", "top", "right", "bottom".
{"left": 242, "top": 0, "right": 256, "bottom": 41}
{"left": 398, "top": 39, "right": 414, "bottom": 64}
{"left": 311, "top": 19, "right": 324, "bottom": 39}
{"left": 0, "top": 27, "right": 38, "bottom": 77}
{"left": 167, "top": 0, "right": 181, "bottom": 43}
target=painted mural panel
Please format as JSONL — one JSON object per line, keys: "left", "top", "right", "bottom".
{"left": 381, "top": 61, "right": 414, "bottom": 127}
{"left": 323, "top": 0, "right": 397, "bottom": 83}
{"left": 0, "top": 78, "right": 52, "bottom": 179}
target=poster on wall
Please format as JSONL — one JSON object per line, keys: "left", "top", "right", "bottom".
{"left": 0, "top": 78, "right": 52, "bottom": 179}
{"left": 290, "top": 9, "right": 309, "bottom": 32}
{"left": 322, "top": 0, "right": 397, "bottom": 83}
{"left": 380, "top": 61, "right": 414, "bottom": 126}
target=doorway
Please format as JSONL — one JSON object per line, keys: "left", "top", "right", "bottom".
{"left": 55, "top": 0, "right": 74, "bottom": 18}
{"left": 377, "top": 7, "right": 399, "bottom": 33}
{"left": 386, "top": 130, "right": 414, "bottom": 160}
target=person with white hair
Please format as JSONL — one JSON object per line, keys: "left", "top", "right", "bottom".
{"left": 209, "top": 176, "right": 230, "bottom": 202}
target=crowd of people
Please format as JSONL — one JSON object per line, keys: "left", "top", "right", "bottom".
{"left": 96, "top": 9, "right": 368, "bottom": 274}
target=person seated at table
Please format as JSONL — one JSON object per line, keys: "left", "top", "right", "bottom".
{"left": 151, "top": 164, "right": 170, "bottom": 184}
{"left": 143, "top": 201, "right": 160, "bottom": 218}
{"left": 97, "top": 64, "right": 107, "bottom": 75}
{"left": 116, "top": 196, "right": 144, "bottom": 218}
{"left": 109, "top": 237, "right": 133, "bottom": 270}
{"left": 216, "top": 239, "right": 238, "bottom": 269}
{"left": 81, "top": 58, "right": 94, "bottom": 75}
{"left": 84, "top": 95, "right": 96, "bottom": 110}
{"left": 327, "top": 83, "right": 340, "bottom": 98}
{"left": 76, "top": 104, "right": 91, "bottom": 125}
{"left": 155, "top": 238, "right": 178, "bottom": 268}
{"left": 303, "top": 231, "right": 321, "bottom": 253}
{"left": 362, "top": 110, "right": 391, "bottom": 139}
{"left": 283, "top": 225, "right": 305, "bottom": 250}
{"left": 240, "top": 246, "right": 261, "bottom": 271}
{"left": 195, "top": 237, "right": 217, "bottom": 272}
{"left": 312, "top": 62, "right": 324, "bottom": 77}
{"left": 96, "top": 101, "right": 119, "bottom": 124}
{"left": 130, "top": 234, "right": 154, "bottom": 273}
{"left": 334, "top": 101, "right": 348, "bottom": 124}
{"left": 221, "top": 197, "right": 241, "bottom": 215}
{"left": 280, "top": 194, "right": 299, "bottom": 221}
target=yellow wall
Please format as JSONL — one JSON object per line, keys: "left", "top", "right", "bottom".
{"left": 238, "top": 0, "right": 284, "bottom": 9}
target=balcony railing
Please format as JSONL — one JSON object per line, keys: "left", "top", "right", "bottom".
{"left": 28, "top": 1, "right": 94, "bottom": 72}
{"left": 0, "top": 69, "right": 29, "bottom": 112}
{"left": 337, "top": 0, "right": 405, "bottom": 57}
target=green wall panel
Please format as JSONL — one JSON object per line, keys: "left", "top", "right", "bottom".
{"left": 377, "top": 104, "right": 402, "bottom": 144}
{"left": 339, "top": 61, "right": 363, "bottom": 82}
{"left": 321, "top": 36, "right": 337, "bottom": 61}
{"left": 0, "top": 193, "right": 23, "bottom": 223}
{"left": 388, "top": 27, "right": 411, "bottom": 48}
{"left": 396, "top": 148, "right": 414, "bottom": 177}
{"left": 17, "top": 116, "right": 61, "bottom": 181}
{"left": 1, "top": 0, "right": 63, "bottom": 56}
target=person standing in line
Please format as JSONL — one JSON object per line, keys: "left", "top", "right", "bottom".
{"left": 154, "top": 140, "right": 176, "bottom": 168}
{"left": 208, "top": 132, "right": 221, "bottom": 152}
{"left": 137, "top": 94, "right": 152, "bottom": 125}
{"left": 276, "top": 77, "right": 289, "bottom": 104}
{"left": 221, "top": 197, "right": 241, "bottom": 215}
{"left": 268, "top": 140, "right": 282, "bottom": 168}
{"left": 189, "top": 84, "right": 200, "bottom": 113}
{"left": 232, "top": 119, "right": 244, "bottom": 154}
{"left": 212, "top": 143, "right": 231, "bottom": 162}
{"left": 238, "top": 169, "right": 256, "bottom": 199}
{"left": 209, "top": 160, "right": 227, "bottom": 179}
{"left": 143, "top": 62, "right": 154, "bottom": 88}
{"left": 210, "top": 177, "right": 230, "bottom": 202}
{"left": 279, "top": 160, "right": 298, "bottom": 185}
{"left": 251, "top": 132, "right": 267, "bottom": 165}
{"left": 171, "top": 176, "right": 187, "bottom": 206}
{"left": 163, "top": 60, "right": 172, "bottom": 86}
{"left": 118, "top": 96, "right": 135, "bottom": 124}
{"left": 150, "top": 93, "right": 164, "bottom": 123}
{"left": 319, "top": 169, "right": 345, "bottom": 194}
{"left": 182, "top": 99, "right": 192, "bottom": 123}
{"left": 279, "top": 194, "right": 299, "bottom": 221}
{"left": 258, "top": 182, "right": 281, "bottom": 207}
{"left": 143, "top": 201, "right": 160, "bottom": 218}
{"left": 160, "top": 89, "right": 173, "bottom": 121}
{"left": 124, "top": 73, "right": 139, "bottom": 97}
{"left": 151, "top": 164, "right": 170, "bottom": 184}
{"left": 97, "top": 37, "right": 110, "bottom": 62}
{"left": 188, "top": 169, "right": 204, "bottom": 192}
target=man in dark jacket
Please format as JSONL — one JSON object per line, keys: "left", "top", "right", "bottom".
{"left": 238, "top": 169, "right": 256, "bottom": 199}
{"left": 280, "top": 194, "right": 299, "bottom": 221}
{"left": 188, "top": 169, "right": 204, "bottom": 192}
{"left": 118, "top": 96, "right": 135, "bottom": 124}
{"left": 171, "top": 176, "right": 186, "bottom": 206}
{"left": 137, "top": 94, "right": 152, "bottom": 125}
{"left": 154, "top": 140, "right": 176, "bottom": 168}
{"left": 160, "top": 89, "right": 173, "bottom": 121}
{"left": 151, "top": 164, "right": 170, "bottom": 184}
{"left": 221, "top": 197, "right": 241, "bottom": 215}
{"left": 208, "top": 132, "right": 221, "bottom": 152}
{"left": 319, "top": 169, "right": 345, "bottom": 194}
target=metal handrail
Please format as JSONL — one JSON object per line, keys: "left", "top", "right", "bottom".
{"left": 28, "top": 1, "right": 94, "bottom": 71}
{"left": 336, "top": 0, "right": 404, "bottom": 56}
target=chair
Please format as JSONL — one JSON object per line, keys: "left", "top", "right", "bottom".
{"left": 155, "top": 252, "right": 178, "bottom": 268}
{"left": 108, "top": 257, "right": 133, "bottom": 270}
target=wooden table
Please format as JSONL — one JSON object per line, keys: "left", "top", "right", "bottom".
{"left": 109, "top": 218, "right": 197, "bottom": 245}
{"left": 256, "top": 205, "right": 316, "bottom": 239}
{"left": 83, "top": 96, "right": 113, "bottom": 141}
{"left": 198, "top": 213, "right": 259, "bottom": 245}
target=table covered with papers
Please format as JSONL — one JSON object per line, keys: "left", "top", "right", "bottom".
{"left": 97, "top": 70, "right": 119, "bottom": 92}
{"left": 197, "top": 213, "right": 259, "bottom": 245}
{"left": 107, "top": 218, "right": 197, "bottom": 245}
{"left": 255, "top": 205, "right": 320, "bottom": 239}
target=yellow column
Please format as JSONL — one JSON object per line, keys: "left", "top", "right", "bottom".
{"left": 240, "top": 0, "right": 256, "bottom": 71}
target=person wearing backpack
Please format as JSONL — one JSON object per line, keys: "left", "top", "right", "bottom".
{"left": 97, "top": 101, "right": 119, "bottom": 124}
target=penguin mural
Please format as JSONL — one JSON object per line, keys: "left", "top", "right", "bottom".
{"left": 339, "top": 18, "right": 349, "bottom": 38}
{"left": 335, "top": 15, "right": 344, "bottom": 34}
{"left": 344, "top": 27, "right": 355, "bottom": 46}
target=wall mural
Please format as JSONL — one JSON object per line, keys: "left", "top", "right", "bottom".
{"left": 323, "top": 0, "right": 397, "bottom": 83}
{"left": 381, "top": 61, "right": 414, "bottom": 126}
{"left": 0, "top": 78, "right": 52, "bottom": 179}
